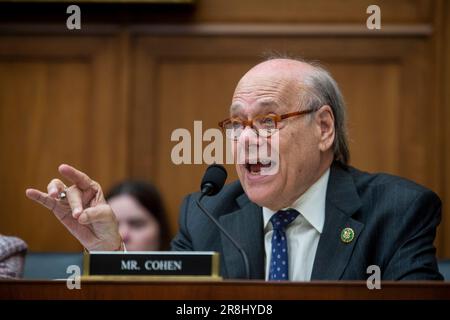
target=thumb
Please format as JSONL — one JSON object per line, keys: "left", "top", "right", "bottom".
{"left": 78, "top": 204, "right": 115, "bottom": 225}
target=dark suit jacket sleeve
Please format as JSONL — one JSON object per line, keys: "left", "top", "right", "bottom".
{"left": 383, "top": 189, "right": 443, "bottom": 280}
{"left": 170, "top": 194, "right": 194, "bottom": 251}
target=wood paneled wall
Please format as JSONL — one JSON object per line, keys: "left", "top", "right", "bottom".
{"left": 0, "top": 0, "right": 449, "bottom": 257}
{"left": 0, "top": 36, "right": 129, "bottom": 251}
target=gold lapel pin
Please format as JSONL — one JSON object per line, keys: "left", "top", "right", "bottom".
{"left": 340, "top": 227, "right": 355, "bottom": 244}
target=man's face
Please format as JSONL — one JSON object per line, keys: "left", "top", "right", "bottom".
{"left": 231, "top": 69, "right": 324, "bottom": 210}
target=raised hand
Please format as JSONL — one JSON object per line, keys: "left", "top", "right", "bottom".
{"left": 25, "top": 164, "right": 123, "bottom": 251}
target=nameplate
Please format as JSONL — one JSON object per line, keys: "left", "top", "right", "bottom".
{"left": 83, "top": 251, "right": 220, "bottom": 279}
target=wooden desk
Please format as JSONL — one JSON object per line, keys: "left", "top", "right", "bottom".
{"left": 1, "top": 280, "right": 450, "bottom": 300}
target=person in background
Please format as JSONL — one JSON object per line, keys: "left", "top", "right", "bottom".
{"left": 0, "top": 234, "right": 27, "bottom": 279}
{"left": 105, "top": 180, "right": 170, "bottom": 251}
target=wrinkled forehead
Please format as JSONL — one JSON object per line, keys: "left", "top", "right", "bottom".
{"left": 230, "top": 75, "right": 302, "bottom": 117}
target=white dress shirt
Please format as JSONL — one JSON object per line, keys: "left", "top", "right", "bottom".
{"left": 263, "top": 168, "right": 330, "bottom": 281}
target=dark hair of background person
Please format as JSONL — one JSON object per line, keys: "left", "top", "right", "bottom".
{"left": 105, "top": 180, "right": 171, "bottom": 250}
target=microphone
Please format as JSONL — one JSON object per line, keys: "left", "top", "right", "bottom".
{"left": 200, "top": 164, "right": 228, "bottom": 196}
{"left": 195, "top": 164, "right": 251, "bottom": 279}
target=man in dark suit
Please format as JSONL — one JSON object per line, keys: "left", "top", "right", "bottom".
{"left": 171, "top": 58, "right": 442, "bottom": 280}
{"left": 172, "top": 162, "right": 442, "bottom": 280}
{"left": 26, "top": 58, "right": 443, "bottom": 280}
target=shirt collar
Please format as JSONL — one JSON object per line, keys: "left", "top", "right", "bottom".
{"left": 262, "top": 168, "right": 330, "bottom": 234}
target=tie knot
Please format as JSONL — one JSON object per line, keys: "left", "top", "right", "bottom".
{"left": 270, "top": 209, "right": 299, "bottom": 231}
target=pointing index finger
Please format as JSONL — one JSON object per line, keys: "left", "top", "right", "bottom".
{"left": 58, "top": 164, "right": 93, "bottom": 191}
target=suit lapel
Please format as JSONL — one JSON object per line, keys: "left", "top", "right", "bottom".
{"left": 311, "top": 163, "right": 365, "bottom": 280}
{"left": 219, "top": 194, "right": 265, "bottom": 279}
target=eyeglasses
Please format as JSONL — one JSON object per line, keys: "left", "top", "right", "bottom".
{"left": 218, "top": 109, "right": 316, "bottom": 140}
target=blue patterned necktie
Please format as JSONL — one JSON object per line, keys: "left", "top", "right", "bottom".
{"left": 268, "top": 209, "right": 300, "bottom": 281}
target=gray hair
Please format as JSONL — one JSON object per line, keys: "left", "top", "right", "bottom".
{"left": 265, "top": 55, "right": 350, "bottom": 165}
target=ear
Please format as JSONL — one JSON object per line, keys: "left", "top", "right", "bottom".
{"left": 315, "top": 105, "right": 335, "bottom": 152}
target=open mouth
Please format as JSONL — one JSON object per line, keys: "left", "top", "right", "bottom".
{"left": 245, "top": 159, "right": 273, "bottom": 175}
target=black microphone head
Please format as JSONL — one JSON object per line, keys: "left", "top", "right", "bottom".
{"left": 200, "top": 164, "right": 227, "bottom": 196}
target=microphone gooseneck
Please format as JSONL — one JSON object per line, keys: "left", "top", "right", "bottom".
{"left": 196, "top": 164, "right": 251, "bottom": 279}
